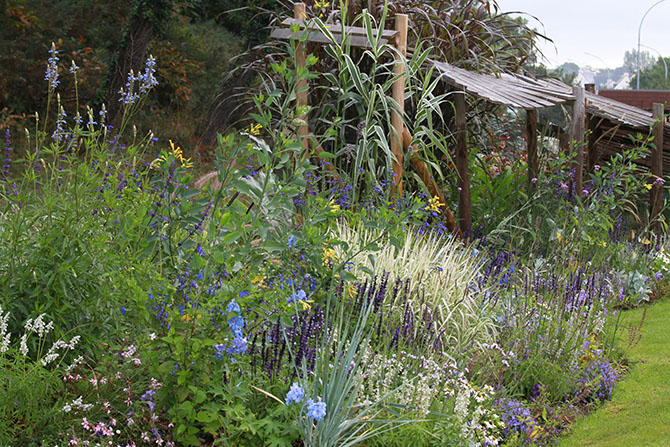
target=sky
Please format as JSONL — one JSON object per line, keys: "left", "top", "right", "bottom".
{"left": 496, "top": 0, "right": 670, "bottom": 69}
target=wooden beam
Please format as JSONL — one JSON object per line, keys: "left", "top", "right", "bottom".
{"left": 390, "top": 13, "right": 407, "bottom": 196}
{"left": 651, "top": 103, "right": 665, "bottom": 233}
{"left": 571, "top": 86, "right": 586, "bottom": 196}
{"left": 454, "top": 90, "right": 471, "bottom": 234}
{"left": 294, "top": 3, "right": 309, "bottom": 141}
{"left": 587, "top": 115, "right": 602, "bottom": 172}
{"left": 526, "top": 108, "right": 538, "bottom": 192}
{"left": 402, "top": 129, "right": 459, "bottom": 235}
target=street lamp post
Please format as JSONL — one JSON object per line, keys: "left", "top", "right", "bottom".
{"left": 637, "top": 0, "right": 669, "bottom": 89}
{"left": 584, "top": 52, "right": 610, "bottom": 88}
{"left": 639, "top": 43, "right": 667, "bottom": 82}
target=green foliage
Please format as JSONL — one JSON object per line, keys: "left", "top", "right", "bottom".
{"left": 630, "top": 56, "right": 670, "bottom": 90}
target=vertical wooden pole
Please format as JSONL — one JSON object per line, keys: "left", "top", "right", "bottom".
{"left": 571, "top": 86, "right": 586, "bottom": 196}
{"left": 391, "top": 13, "right": 407, "bottom": 196}
{"left": 294, "top": 3, "right": 309, "bottom": 141}
{"left": 526, "top": 108, "right": 538, "bottom": 191}
{"left": 587, "top": 115, "right": 602, "bottom": 172}
{"left": 454, "top": 90, "right": 471, "bottom": 235}
{"left": 651, "top": 103, "right": 665, "bottom": 233}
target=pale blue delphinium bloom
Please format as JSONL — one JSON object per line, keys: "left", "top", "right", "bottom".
{"left": 306, "top": 398, "right": 327, "bottom": 421}
{"left": 285, "top": 382, "right": 305, "bottom": 405}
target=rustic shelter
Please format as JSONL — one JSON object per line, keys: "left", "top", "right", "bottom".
{"left": 270, "top": 3, "right": 668, "bottom": 235}
{"left": 431, "top": 61, "right": 669, "bottom": 233}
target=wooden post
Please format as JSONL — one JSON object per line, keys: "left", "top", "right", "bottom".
{"left": 526, "top": 108, "right": 538, "bottom": 191}
{"left": 454, "top": 90, "right": 471, "bottom": 234}
{"left": 651, "top": 103, "right": 665, "bottom": 233}
{"left": 571, "top": 86, "right": 586, "bottom": 196}
{"left": 391, "top": 13, "right": 407, "bottom": 196}
{"left": 403, "top": 129, "right": 458, "bottom": 235}
{"left": 294, "top": 3, "right": 309, "bottom": 141}
{"left": 587, "top": 115, "right": 602, "bottom": 172}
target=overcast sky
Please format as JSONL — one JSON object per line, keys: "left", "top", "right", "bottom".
{"left": 496, "top": 0, "right": 670, "bottom": 69}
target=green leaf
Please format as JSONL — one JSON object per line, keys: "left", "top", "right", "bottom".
{"left": 196, "top": 411, "right": 216, "bottom": 423}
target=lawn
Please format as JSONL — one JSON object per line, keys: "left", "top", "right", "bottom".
{"left": 558, "top": 297, "right": 670, "bottom": 446}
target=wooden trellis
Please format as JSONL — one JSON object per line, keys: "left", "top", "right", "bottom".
{"left": 271, "top": 3, "right": 457, "bottom": 232}
{"left": 271, "top": 3, "right": 408, "bottom": 189}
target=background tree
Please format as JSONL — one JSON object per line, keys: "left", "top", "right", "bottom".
{"left": 630, "top": 57, "right": 670, "bottom": 90}
{"left": 105, "top": 0, "right": 174, "bottom": 123}
{"left": 624, "top": 48, "right": 655, "bottom": 74}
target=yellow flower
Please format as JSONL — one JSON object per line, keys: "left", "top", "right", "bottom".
{"left": 346, "top": 283, "right": 358, "bottom": 299}
{"left": 251, "top": 276, "right": 266, "bottom": 288}
{"left": 645, "top": 184, "right": 653, "bottom": 190}
{"left": 151, "top": 140, "right": 193, "bottom": 169}
{"left": 299, "top": 299, "right": 314, "bottom": 311}
{"left": 556, "top": 232, "right": 562, "bottom": 242}
{"left": 246, "top": 123, "right": 262, "bottom": 136}
{"left": 642, "top": 238, "right": 651, "bottom": 245}
{"left": 328, "top": 199, "right": 340, "bottom": 214}
{"left": 322, "top": 247, "right": 337, "bottom": 266}
{"left": 602, "top": 242, "right": 607, "bottom": 248}
{"left": 425, "top": 196, "right": 444, "bottom": 213}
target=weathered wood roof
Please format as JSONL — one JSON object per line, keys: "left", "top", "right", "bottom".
{"left": 585, "top": 91, "right": 659, "bottom": 129}
{"left": 431, "top": 60, "right": 668, "bottom": 132}
{"left": 431, "top": 60, "right": 574, "bottom": 109}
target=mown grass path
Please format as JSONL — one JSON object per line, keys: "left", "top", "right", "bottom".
{"left": 558, "top": 298, "right": 670, "bottom": 446}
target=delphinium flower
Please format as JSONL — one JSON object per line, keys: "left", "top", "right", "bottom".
{"left": 285, "top": 382, "right": 305, "bottom": 405}
{"left": 226, "top": 299, "right": 241, "bottom": 313}
{"left": 306, "top": 398, "right": 327, "bottom": 421}
{"left": 228, "top": 315, "right": 245, "bottom": 338}
{"left": 118, "top": 70, "right": 140, "bottom": 106}
{"left": 45, "top": 42, "right": 60, "bottom": 90}
{"left": 138, "top": 55, "right": 158, "bottom": 94}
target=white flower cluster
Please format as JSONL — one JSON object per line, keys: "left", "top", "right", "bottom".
{"left": 25, "top": 313, "right": 55, "bottom": 337}
{"left": 18, "top": 313, "right": 56, "bottom": 356}
{"left": 62, "top": 395, "right": 93, "bottom": 413}
{"left": 65, "top": 355, "right": 85, "bottom": 374}
{"left": 0, "top": 305, "right": 10, "bottom": 353}
{"left": 446, "top": 378, "right": 503, "bottom": 446}
{"left": 41, "top": 335, "right": 80, "bottom": 366}
{"left": 358, "top": 348, "right": 504, "bottom": 446}
{"left": 358, "top": 349, "right": 461, "bottom": 417}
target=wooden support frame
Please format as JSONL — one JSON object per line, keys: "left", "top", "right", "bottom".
{"left": 275, "top": 4, "right": 411, "bottom": 197}
{"left": 454, "top": 90, "right": 471, "bottom": 234}
{"left": 526, "top": 108, "right": 538, "bottom": 192}
{"left": 587, "top": 115, "right": 603, "bottom": 172}
{"left": 571, "top": 86, "right": 586, "bottom": 196}
{"left": 294, "top": 3, "right": 309, "bottom": 141}
{"left": 403, "top": 129, "right": 458, "bottom": 234}
{"left": 651, "top": 103, "right": 665, "bottom": 233}
{"left": 390, "top": 14, "right": 408, "bottom": 196}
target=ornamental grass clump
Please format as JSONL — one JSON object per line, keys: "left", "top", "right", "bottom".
{"left": 332, "top": 221, "right": 494, "bottom": 350}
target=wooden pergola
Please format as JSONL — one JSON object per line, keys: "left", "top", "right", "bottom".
{"left": 431, "top": 61, "right": 668, "bottom": 234}
{"left": 271, "top": 3, "right": 668, "bottom": 235}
